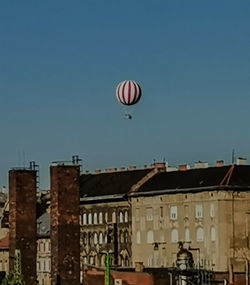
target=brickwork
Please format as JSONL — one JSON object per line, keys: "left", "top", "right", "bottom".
{"left": 50, "top": 164, "right": 80, "bottom": 285}
{"left": 9, "top": 169, "right": 37, "bottom": 285}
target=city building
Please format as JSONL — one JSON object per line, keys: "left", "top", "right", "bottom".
{"left": 129, "top": 163, "right": 250, "bottom": 283}
{"left": 79, "top": 163, "right": 166, "bottom": 268}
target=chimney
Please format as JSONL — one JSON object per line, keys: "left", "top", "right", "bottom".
{"left": 236, "top": 157, "right": 247, "bottom": 165}
{"left": 150, "top": 162, "right": 166, "bottom": 172}
{"left": 50, "top": 163, "right": 80, "bottom": 285}
{"left": 128, "top": 166, "right": 136, "bottom": 171}
{"left": 194, "top": 161, "right": 208, "bottom": 169}
{"left": 216, "top": 160, "right": 224, "bottom": 167}
{"left": 105, "top": 168, "right": 117, "bottom": 173}
{"left": 119, "top": 167, "right": 126, "bottom": 171}
{"left": 85, "top": 170, "right": 90, "bottom": 174}
{"left": 143, "top": 164, "right": 148, "bottom": 169}
{"left": 94, "top": 169, "right": 101, "bottom": 174}
{"left": 9, "top": 169, "right": 37, "bottom": 285}
{"left": 178, "top": 164, "right": 190, "bottom": 171}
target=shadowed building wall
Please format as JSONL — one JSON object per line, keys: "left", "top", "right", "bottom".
{"left": 50, "top": 163, "right": 80, "bottom": 285}
{"left": 9, "top": 169, "right": 37, "bottom": 285}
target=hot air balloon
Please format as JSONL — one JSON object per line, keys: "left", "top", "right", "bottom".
{"left": 115, "top": 80, "right": 142, "bottom": 119}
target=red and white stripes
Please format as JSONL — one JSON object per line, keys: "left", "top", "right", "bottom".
{"left": 116, "top": 80, "right": 142, "bottom": 106}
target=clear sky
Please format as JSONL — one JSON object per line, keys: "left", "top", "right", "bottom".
{"left": 0, "top": 0, "right": 250, "bottom": 190}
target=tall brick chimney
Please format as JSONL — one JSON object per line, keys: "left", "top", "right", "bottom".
{"left": 50, "top": 162, "right": 80, "bottom": 285}
{"left": 9, "top": 169, "right": 37, "bottom": 285}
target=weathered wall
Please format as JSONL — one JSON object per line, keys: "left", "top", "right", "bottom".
{"left": 9, "top": 169, "right": 37, "bottom": 285}
{"left": 50, "top": 164, "right": 80, "bottom": 285}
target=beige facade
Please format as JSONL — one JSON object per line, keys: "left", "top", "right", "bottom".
{"left": 37, "top": 238, "right": 51, "bottom": 285}
{"left": 0, "top": 248, "right": 9, "bottom": 274}
{"left": 131, "top": 190, "right": 250, "bottom": 272}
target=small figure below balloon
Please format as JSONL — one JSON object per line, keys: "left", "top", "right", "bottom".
{"left": 116, "top": 80, "right": 142, "bottom": 119}
{"left": 124, "top": 114, "right": 132, "bottom": 120}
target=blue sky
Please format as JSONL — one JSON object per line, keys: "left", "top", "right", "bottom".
{"left": 0, "top": 0, "right": 250, "bottom": 189}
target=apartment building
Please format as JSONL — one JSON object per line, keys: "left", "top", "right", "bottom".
{"left": 130, "top": 164, "right": 250, "bottom": 277}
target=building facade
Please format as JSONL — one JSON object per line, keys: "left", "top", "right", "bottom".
{"left": 130, "top": 164, "right": 250, "bottom": 279}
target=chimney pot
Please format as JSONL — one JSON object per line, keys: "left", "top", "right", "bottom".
{"left": 128, "top": 166, "right": 136, "bottom": 171}
{"left": 216, "top": 160, "right": 224, "bottom": 167}
{"left": 178, "top": 164, "right": 190, "bottom": 171}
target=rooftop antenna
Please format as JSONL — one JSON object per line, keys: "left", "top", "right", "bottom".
{"left": 232, "top": 149, "right": 235, "bottom": 165}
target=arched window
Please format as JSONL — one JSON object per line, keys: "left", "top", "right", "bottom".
{"left": 136, "top": 231, "right": 141, "bottom": 244}
{"left": 83, "top": 233, "right": 87, "bottom": 245}
{"left": 88, "top": 213, "right": 92, "bottom": 225}
{"left": 196, "top": 227, "right": 204, "bottom": 242}
{"left": 105, "top": 212, "right": 108, "bottom": 223}
{"left": 171, "top": 229, "right": 178, "bottom": 243}
{"left": 94, "top": 232, "right": 98, "bottom": 245}
{"left": 45, "top": 241, "right": 50, "bottom": 252}
{"left": 99, "top": 232, "right": 103, "bottom": 244}
{"left": 99, "top": 212, "right": 103, "bottom": 224}
{"left": 94, "top": 213, "right": 98, "bottom": 224}
{"left": 210, "top": 226, "right": 216, "bottom": 241}
{"left": 124, "top": 211, "right": 128, "bottom": 222}
{"left": 147, "top": 231, "right": 154, "bottom": 244}
{"left": 82, "top": 213, "right": 87, "bottom": 225}
{"left": 120, "top": 231, "right": 124, "bottom": 243}
{"left": 112, "top": 211, "right": 116, "bottom": 223}
{"left": 119, "top": 212, "right": 124, "bottom": 223}
{"left": 210, "top": 204, "right": 215, "bottom": 218}
{"left": 185, "top": 228, "right": 190, "bottom": 242}
{"left": 124, "top": 231, "right": 128, "bottom": 244}
{"left": 88, "top": 232, "right": 92, "bottom": 245}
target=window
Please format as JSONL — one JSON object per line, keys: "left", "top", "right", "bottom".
{"left": 124, "top": 211, "right": 128, "bottom": 222}
{"left": 83, "top": 233, "right": 87, "bottom": 245}
{"left": 196, "top": 227, "right": 204, "bottom": 242}
{"left": 119, "top": 212, "right": 124, "bottom": 223}
{"left": 93, "top": 213, "right": 98, "bottom": 224}
{"left": 124, "top": 231, "right": 128, "bottom": 244}
{"left": 185, "top": 228, "right": 190, "bottom": 242}
{"left": 148, "top": 256, "right": 153, "bottom": 267}
{"left": 120, "top": 231, "right": 124, "bottom": 243}
{"left": 83, "top": 256, "right": 87, "bottom": 264}
{"left": 99, "top": 212, "right": 103, "bottom": 224}
{"left": 210, "top": 226, "right": 216, "bottom": 241}
{"left": 105, "top": 212, "right": 108, "bottom": 223}
{"left": 45, "top": 241, "right": 50, "bottom": 252}
{"left": 195, "top": 204, "right": 203, "bottom": 218}
{"left": 94, "top": 233, "right": 98, "bottom": 245}
{"left": 136, "top": 231, "right": 141, "bottom": 244}
{"left": 79, "top": 215, "right": 82, "bottom": 225}
{"left": 210, "top": 204, "right": 215, "bottom": 218}
{"left": 171, "top": 229, "right": 178, "bottom": 243}
{"left": 146, "top": 208, "right": 153, "bottom": 221}
{"left": 82, "top": 213, "right": 87, "bottom": 225}
{"left": 112, "top": 211, "right": 116, "bottom": 223}
{"left": 160, "top": 207, "right": 163, "bottom": 218}
{"left": 99, "top": 232, "right": 103, "bottom": 244}
{"left": 88, "top": 213, "right": 92, "bottom": 224}
{"left": 135, "top": 209, "right": 140, "bottom": 221}
{"left": 45, "top": 260, "right": 50, "bottom": 272}
{"left": 147, "top": 231, "right": 154, "bottom": 244}
{"left": 170, "top": 206, "right": 178, "bottom": 220}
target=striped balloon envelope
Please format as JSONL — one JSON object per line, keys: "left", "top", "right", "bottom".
{"left": 116, "top": 80, "right": 142, "bottom": 106}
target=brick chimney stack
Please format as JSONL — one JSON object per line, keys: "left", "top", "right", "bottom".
{"left": 9, "top": 169, "right": 37, "bottom": 285}
{"left": 50, "top": 163, "right": 80, "bottom": 285}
